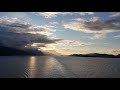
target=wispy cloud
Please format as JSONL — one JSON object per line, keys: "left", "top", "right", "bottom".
{"left": 33, "top": 12, "right": 94, "bottom": 18}
{"left": 114, "top": 35, "right": 120, "bottom": 38}
{"left": 47, "top": 22, "right": 60, "bottom": 27}
{"left": 73, "top": 18, "right": 87, "bottom": 22}
{"left": 94, "top": 33, "right": 106, "bottom": 39}
{"left": 57, "top": 40, "right": 85, "bottom": 47}
{"left": 109, "top": 12, "right": 120, "bottom": 17}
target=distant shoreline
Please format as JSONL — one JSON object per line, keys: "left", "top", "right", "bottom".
{"left": 69, "top": 56, "right": 120, "bottom": 58}
{"left": 70, "top": 53, "right": 120, "bottom": 58}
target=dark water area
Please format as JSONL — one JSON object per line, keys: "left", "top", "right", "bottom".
{"left": 0, "top": 56, "right": 120, "bottom": 78}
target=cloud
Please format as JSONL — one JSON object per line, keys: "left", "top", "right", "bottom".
{"left": 109, "top": 12, "right": 120, "bottom": 17}
{"left": 0, "top": 16, "right": 31, "bottom": 24}
{"left": 57, "top": 40, "right": 85, "bottom": 47}
{"left": 63, "top": 16, "right": 120, "bottom": 39}
{"left": 78, "top": 12, "right": 94, "bottom": 16}
{"left": 40, "top": 39, "right": 94, "bottom": 55}
{"left": 89, "top": 17, "right": 100, "bottom": 22}
{"left": 114, "top": 35, "right": 120, "bottom": 38}
{"left": 111, "top": 49, "right": 120, "bottom": 55}
{"left": 73, "top": 17, "right": 99, "bottom": 23}
{"left": 73, "top": 18, "right": 87, "bottom": 22}
{"left": 0, "top": 17, "right": 60, "bottom": 49}
{"left": 94, "top": 33, "right": 106, "bottom": 39}
{"left": 35, "top": 12, "right": 63, "bottom": 18}
{"left": 63, "top": 17, "right": 120, "bottom": 33}
{"left": 40, "top": 39, "right": 93, "bottom": 49}
{"left": 33, "top": 12, "right": 94, "bottom": 18}
{"left": 84, "top": 17, "right": 120, "bottom": 32}
{"left": 40, "top": 39, "right": 95, "bottom": 55}
{"left": 48, "top": 22, "right": 59, "bottom": 26}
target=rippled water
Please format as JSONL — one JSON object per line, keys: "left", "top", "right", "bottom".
{"left": 0, "top": 56, "right": 120, "bottom": 78}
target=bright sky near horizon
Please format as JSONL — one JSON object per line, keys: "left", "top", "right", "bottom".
{"left": 0, "top": 12, "right": 120, "bottom": 55}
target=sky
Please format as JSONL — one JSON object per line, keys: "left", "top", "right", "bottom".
{"left": 0, "top": 12, "right": 120, "bottom": 55}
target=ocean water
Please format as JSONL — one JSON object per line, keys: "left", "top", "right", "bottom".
{"left": 0, "top": 56, "right": 120, "bottom": 78}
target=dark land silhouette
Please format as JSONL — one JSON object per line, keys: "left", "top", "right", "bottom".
{"left": 0, "top": 45, "right": 44, "bottom": 56}
{"left": 70, "top": 53, "right": 120, "bottom": 58}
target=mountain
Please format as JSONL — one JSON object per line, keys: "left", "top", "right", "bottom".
{"left": 70, "top": 53, "right": 120, "bottom": 58}
{"left": 0, "top": 45, "right": 44, "bottom": 56}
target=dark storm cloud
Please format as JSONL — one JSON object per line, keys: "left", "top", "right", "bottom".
{"left": 0, "top": 20, "right": 60, "bottom": 49}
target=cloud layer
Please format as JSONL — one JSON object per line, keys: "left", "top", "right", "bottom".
{"left": 63, "top": 16, "right": 120, "bottom": 39}
{"left": 64, "top": 16, "right": 120, "bottom": 33}
{"left": 0, "top": 17, "right": 60, "bottom": 49}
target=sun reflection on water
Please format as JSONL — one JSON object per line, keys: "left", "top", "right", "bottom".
{"left": 29, "top": 56, "right": 37, "bottom": 78}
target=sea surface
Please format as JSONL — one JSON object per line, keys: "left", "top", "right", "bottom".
{"left": 0, "top": 56, "right": 120, "bottom": 78}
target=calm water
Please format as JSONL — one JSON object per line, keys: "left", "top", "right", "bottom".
{"left": 0, "top": 56, "right": 120, "bottom": 78}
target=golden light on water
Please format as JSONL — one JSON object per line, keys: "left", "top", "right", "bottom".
{"left": 29, "top": 56, "right": 37, "bottom": 78}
